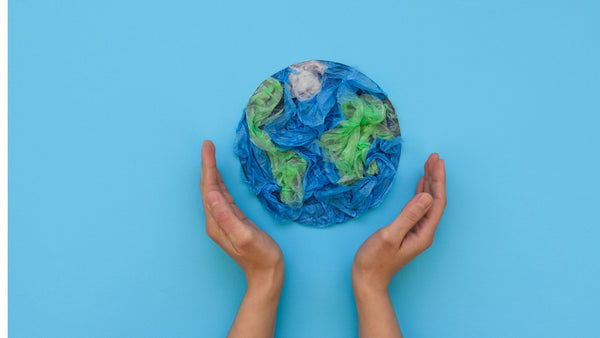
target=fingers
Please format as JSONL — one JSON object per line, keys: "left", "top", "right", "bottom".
{"left": 380, "top": 192, "right": 433, "bottom": 245}
{"left": 416, "top": 176, "right": 425, "bottom": 194}
{"left": 200, "top": 140, "right": 220, "bottom": 198}
{"left": 400, "top": 154, "right": 446, "bottom": 254}
{"left": 216, "top": 170, "right": 235, "bottom": 203}
{"left": 206, "top": 190, "right": 255, "bottom": 251}
{"left": 201, "top": 141, "right": 232, "bottom": 240}
{"left": 431, "top": 159, "right": 446, "bottom": 206}
{"left": 200, "top": 140, "right": 251, "bottom": 226}
{"left": 423, "top": 153, "right": 438, "bottom": 194}
{"left": 415, "top": 157, "right": 446, "bottom": 242}
{"left": 206, "top": 191, "right": 240, "bottom": 232}
{"left": 424, "top": 155, "right": 430, "bottom": 193}
{"left": 201, "top": 142, "right": 255, "bottom": 256}
{"left": 216, "top": 170, "right": 248, "bottom": 221}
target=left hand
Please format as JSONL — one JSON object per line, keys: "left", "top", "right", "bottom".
{"left": 200, "top": 140, "right": 284, "bottom": 338}
{"left": 200, "top": 140, "right": 284, "bottom": 289}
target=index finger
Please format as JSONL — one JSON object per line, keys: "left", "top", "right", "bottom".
{"left": 415, "top": 158, "right": 446, "bottom": 240}
{"left": 200, "top": 140, "right": 220, "bottom": 199}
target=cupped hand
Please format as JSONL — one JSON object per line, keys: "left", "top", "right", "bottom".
{"left": 352, "top": 153, "right": 447, "bottom": 293}
{"left": 200, "top": 140, "right": 284, "bottom": 292}
{"left": 200, "top": 140, "right": 284, "bottom": 338}
{"left": 352, "top": 153, "right": 446, "bottom": 337}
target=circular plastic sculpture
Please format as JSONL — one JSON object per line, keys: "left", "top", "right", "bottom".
{"left": 234, "top": 60, "right": 402, "bottom": 227}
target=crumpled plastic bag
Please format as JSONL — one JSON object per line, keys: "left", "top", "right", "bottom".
{"left": 234, "top": 60, "right": 402, "bottom": 227}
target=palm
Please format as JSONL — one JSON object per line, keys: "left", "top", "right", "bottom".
{"left": 353, "top": 153, "right": 446, "bottom": 289}
{"left": 200, "top": 141, "right": 283, "bottom": 277}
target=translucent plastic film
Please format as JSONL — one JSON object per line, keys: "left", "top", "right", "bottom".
{"left": 234, "top": 60, "right": 402, "bottom": 227}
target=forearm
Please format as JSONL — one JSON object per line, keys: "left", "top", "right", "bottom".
{"left": 353, "top": 282, "right": 402, "bottom": 338}
{"left": 228, "top": 271, "right": 284, "bottom": 338}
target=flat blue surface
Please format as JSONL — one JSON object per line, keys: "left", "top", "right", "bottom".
{"left": 8, "top": 0, "right": 600, "bottom": 337}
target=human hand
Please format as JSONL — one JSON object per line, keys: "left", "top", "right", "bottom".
{"left": 352, "top": 153, "right": 446, "bottom": 338}
{"left": 200, "top": 140, "right": 284, "bottom": 338}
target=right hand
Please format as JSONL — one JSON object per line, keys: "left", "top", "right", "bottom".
{"left": 352, "top": 153, "right": 447, "bottom": 294}
{"left": 351, "top": 153, "right": 446, "bottom": 338}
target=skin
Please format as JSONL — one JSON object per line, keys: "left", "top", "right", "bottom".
{"left": 352, "top": 153, "right": 446, "bottom": 338}
{"left": 200, "top": 140, "right": 284, "bottom": 338}
{"left": 200, "top": 140, "right": 446, "bottom": 338}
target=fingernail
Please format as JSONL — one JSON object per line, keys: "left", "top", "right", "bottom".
{"left": 207, "top": 191, "right": 222, "bottom": 209}
{"left": 203, "top": 140, "right": 214, "bottom": 151}
{"left": 417, "top": 193, "right": 432, "bottom": 208}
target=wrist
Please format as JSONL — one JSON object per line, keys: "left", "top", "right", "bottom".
{"left": 246, "top": 264, "right": 285, "bottom": 299}
{"left": 352, "top": 269, "right": 390, "bottom": 300}
{"left": 353, "top": 280, "right": 389, "bottom": 302}
{"left": 229, "top": 265, "right": 284, "bottom": 338}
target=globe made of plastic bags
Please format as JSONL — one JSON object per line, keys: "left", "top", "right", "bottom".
{"left": 234, "top": 60, "right": 402, "bottom": 227}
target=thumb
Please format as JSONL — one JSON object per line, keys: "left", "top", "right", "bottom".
{"left": 382, "top": 193, "right": 433, "bottom": 242}
{"left": 206, "top": 190, "right": 245, "bottom": 236}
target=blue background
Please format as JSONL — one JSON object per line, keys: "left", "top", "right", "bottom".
{"left": 9, "top": 0, "right": 600, "bottom": 337}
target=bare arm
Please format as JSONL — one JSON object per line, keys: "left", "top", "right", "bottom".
{"left": 352, "top": 153, "right": 447, "bottom": 338}
{"left": 200, "top": 140, "right": 284, "bottom": 338}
